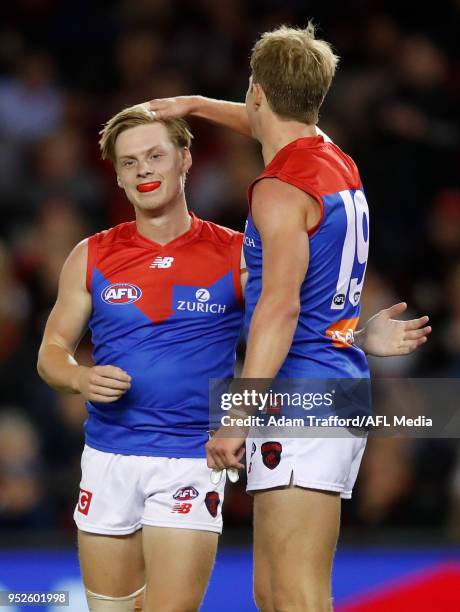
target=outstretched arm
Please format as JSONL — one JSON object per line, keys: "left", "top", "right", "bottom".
{"left": 147, "top": 96, "right": 252, "bottom": 137}
{"left": 355, "top": 302, "right": 431, "bottom": 356}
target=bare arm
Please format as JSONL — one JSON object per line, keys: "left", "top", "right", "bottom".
{"left": 238, "top": 246, "right": 430, "bottom": 357}
{"left": 241, "top": 179, "right": 311, "bottom": 378}
{"left": 37, "top": 240, "right": 131, "bottom": 402}
{"left": 205, "top": 179, "right": 310, "bottom": 470}
{"left": 148, "top": 96, "right": 252, "bottom": 137}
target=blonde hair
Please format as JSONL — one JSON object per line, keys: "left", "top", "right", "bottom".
{"left": 250, "top": 23, "right": 339, "bottom": 124}
{"left": 99, "top": 104, "right": 193, "bottom": 163}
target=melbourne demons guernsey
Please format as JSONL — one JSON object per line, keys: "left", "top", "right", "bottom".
{"left": 244, "top": 134, "right": 370, "bottom": 378}
{"left": 85, "top": 214, "right": 243, "bottom": 457}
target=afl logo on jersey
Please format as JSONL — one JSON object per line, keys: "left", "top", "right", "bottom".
{"left": 333, "top": 294, "right": 345, "bottom": 306}
{"left": 101, "top": 283, "right": 142, "bottom": 305}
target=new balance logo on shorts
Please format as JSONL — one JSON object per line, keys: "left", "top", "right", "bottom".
{"left": 77, "top": 488, "right": 93, "bottom": 515}
{"left": 171, "top": 502, "right": 192, "bottom": 514}
{"left": 150, "top": 257, "right": 174, "bottom": 268}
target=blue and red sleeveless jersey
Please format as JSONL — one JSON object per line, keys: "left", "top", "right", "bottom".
{"left": 244, "top": 135, "right": 370, "bottom": 378}
{"left": 85, "top": 213, "right": 243, "bottom": 457}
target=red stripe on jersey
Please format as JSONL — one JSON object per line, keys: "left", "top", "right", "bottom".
{"left": 88, "top": 214, "right": 243, "bottom": 324}
{"left": 247, "top": 136, "right": 362, "bottom": 232}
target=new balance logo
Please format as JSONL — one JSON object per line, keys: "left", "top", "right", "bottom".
{"left": 171, "top": 503, "right": 192, "bottom": 514}
{"left": 150, "top": 257, "right": 174, "bottom": 269}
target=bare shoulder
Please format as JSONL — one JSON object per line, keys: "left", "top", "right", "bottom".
{"left": 252, "top": 178, "right": 319, "bottom": 232}
{"left": 59, "top": 238, "right": 89, "bottom": 290}
{"left": 252, "top": 177, "right": 316, "bottom": 209}
{"left": 252, "top": 178, "right": 312, "bottom": 231}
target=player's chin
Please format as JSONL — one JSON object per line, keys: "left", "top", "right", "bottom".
{"left": 134, "top": 198, "right": 166, "bottom": 213}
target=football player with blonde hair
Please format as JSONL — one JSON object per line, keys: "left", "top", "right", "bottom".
{"left": 149, "top": 22, "right": 431, "bottom": 611}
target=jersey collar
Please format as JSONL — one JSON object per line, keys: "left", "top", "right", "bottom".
{"left": 266, "top": 135, "right": 326, "bottom": 170}
{"left": 133, "top": 212, "right": 202, "bottom": 250}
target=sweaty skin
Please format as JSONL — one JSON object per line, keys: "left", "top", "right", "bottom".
{"left": 137, "top": 181, "right": 162, "bottom": 193}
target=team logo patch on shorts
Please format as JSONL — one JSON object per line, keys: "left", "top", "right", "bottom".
{"left": 261, "top": 442, "right": 282, "bottom": 470}
{"left": 205, "top": 492, "right": 220, "bottom": 518}
{"left": 173, "top": 486, "right": 199, "bottom": 501}
{"left": 77, "top": 488, "right": 93, "bottom": 515}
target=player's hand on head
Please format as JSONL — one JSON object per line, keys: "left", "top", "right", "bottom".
{"left": 146, "top": 96, "right": 197, "bottom": 120}
{"left": 361, "top": 302, "right": 431, "bottom": 357}
{"left": 75, "top": 365, "right": 132, "bottom": 403}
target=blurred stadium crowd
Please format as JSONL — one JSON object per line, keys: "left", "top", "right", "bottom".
{"left": 0, "top": 0, "right": 459, "bottom": 541}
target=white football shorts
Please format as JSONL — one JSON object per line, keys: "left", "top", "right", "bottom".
{"left": 246, "top": 430, "right": 367, "bottom": 499}
{"left": 74, "top": 445, "right": 225, "bottom": 535}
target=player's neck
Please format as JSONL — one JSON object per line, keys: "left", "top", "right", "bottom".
{"left": 259, "top": 119, "right": 318, "bottom": 166}
{"left": 135, "top": 198, "right": 192, "bottom": 245}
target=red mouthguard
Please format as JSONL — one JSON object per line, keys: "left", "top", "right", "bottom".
{"left": 137, "top": 181, "right": 161, "bottom": 193}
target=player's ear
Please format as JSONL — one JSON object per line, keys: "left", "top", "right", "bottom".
{"left": 252, "top": 83, "right": 264, "bottom": 109}
{"left": 116, "top": 175, "right": 122, "bottom": 188}
{"left": 182, "top": 147, "right": 192, "bottom": 174}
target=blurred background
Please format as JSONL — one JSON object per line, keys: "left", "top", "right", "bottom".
{"left": 0, "top": 0, "right": 459, "bottom": 610}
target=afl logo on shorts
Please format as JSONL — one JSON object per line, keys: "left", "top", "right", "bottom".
{"left": 77, "top": 488, "right": 93, "bottom": 515}
{"left": 173, "top": 486, "right": 199, "bottom": 501}
{"left": 101, "top": 283, "right": 142, "bottom": 305}
{"left": 205, "top": 491, "right": 220, "bottom": 518}
{"left": 261, "top": 441, "right": 282, "bottom": 470}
